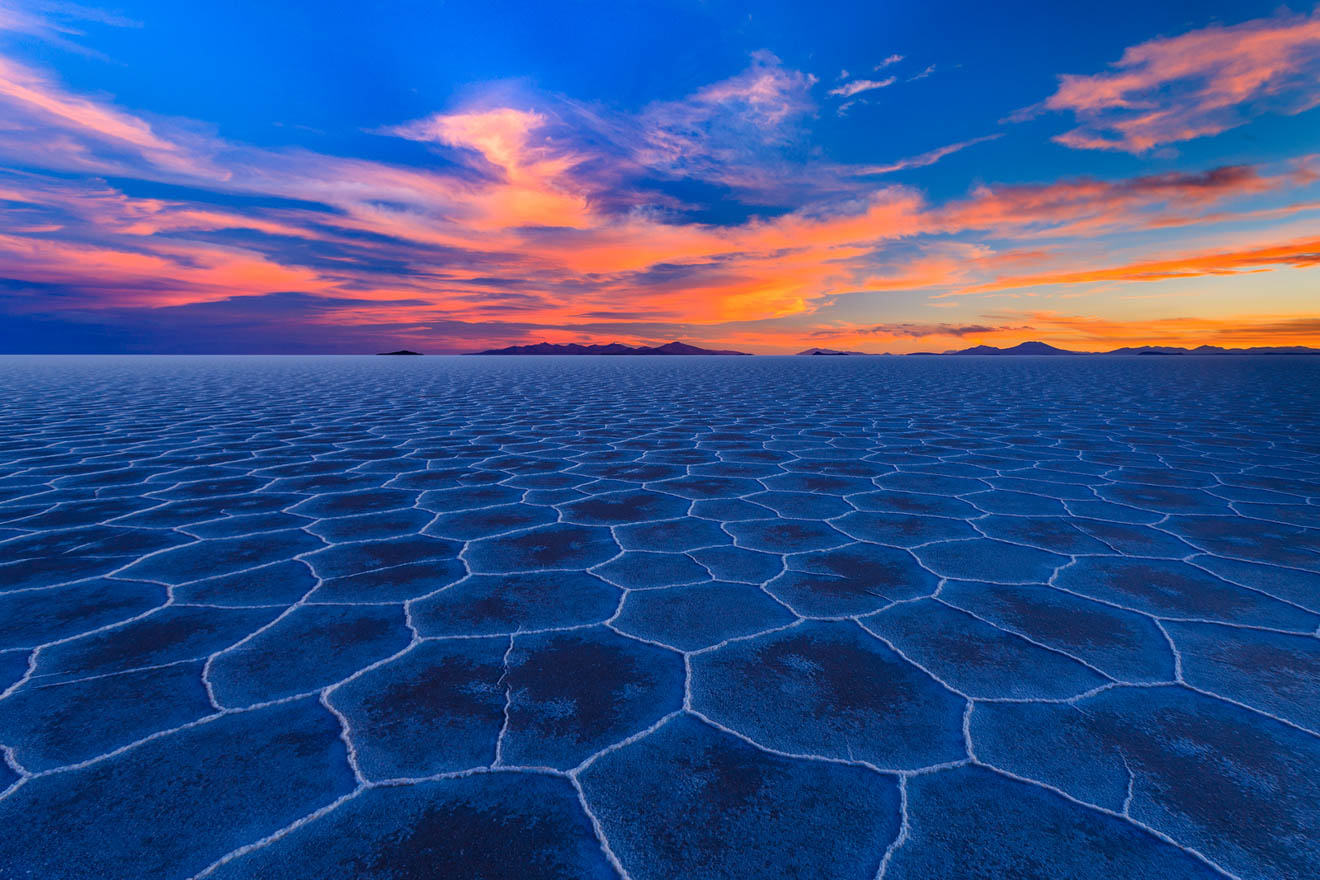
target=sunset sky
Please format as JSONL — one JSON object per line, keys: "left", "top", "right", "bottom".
{"left": 1, "top": 1, "right": 1317, "bottom": 353}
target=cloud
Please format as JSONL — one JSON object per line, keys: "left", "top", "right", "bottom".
{"left": 856, "top": 322, "right": 1005, "bottom": 337}
{"left": 384, "top": 107, "right": 596, "bottom": 230}
{"left": 855, "top": 133, "right": 1002, "bottom": 175}
{"left": 631, "top": 51, "right": 824, "bottom": 198}
{"left": 0, "top": 5, "right": 55, "bottom": 36}
{"left": 4, "top": 2, "right": 141, "bottom": 31}
{"left": 0, "top": 2, "right": 140, "bottom": 57}
{"left": 641, "top": 50, "right": 816, "bottom": 155}
{"left": 0, "top": 57, "right": 177, "bottom": 155}
{"left": 949, "top": 235, "right": 1320, "bottom": 296}
{"left": 1038, "top": 10, "right": 1320, "bottom": 152}
{"left": 934, "top": 164, "right": 1287, "bottom": 238}
{"left": 828, "top": 56, "right": 927, "bottom": 112}
{"left": 828, "top": 77, "right": 895, "bottom": 98}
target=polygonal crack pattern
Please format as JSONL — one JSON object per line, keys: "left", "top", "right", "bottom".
{"left": 0, "top": 354, "right": 1317, "bottom": 880}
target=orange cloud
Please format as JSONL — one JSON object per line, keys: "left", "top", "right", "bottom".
{"left": 950, "top": 235, "right": 1320, "bottom": 296}
{"left": 387, "top": 107, "right": 594, "bottom": 230}
{"left": 1041, "top": 10, "right": 1320, "bottom": 152}
{"left": 0, "top": 227, "right": 331, "bottom": 309}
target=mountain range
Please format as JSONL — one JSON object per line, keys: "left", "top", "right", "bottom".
{"left": 908, "top": 341, "right": 1079, "bottom": 355}
{"left": 466, "top": 340, "right": 752, "bottom": 356}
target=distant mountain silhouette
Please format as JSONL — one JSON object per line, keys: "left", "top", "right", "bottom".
{"left": 909, "top": 341, "right": 1080, "bottom": 355}
{"left": 1105, "top": 345, "right": 1320, "bottom": 355}
{"left": 466, "top": 340, "right": 752, "bottom": 356}
{"left": 377, "top": 349, "right": 423, "bottom": 355}
{"left": 958, "top": 341, "right": 1077, "bottom": 355}
{"left": 795, "top": 348, "right": 883, "bottom": 356}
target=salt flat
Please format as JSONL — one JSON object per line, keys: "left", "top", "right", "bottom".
{"left": 1, "top": 354, "right": 1317, "bottom": 879}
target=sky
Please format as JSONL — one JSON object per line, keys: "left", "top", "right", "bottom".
{"left": 0, "top": 1, "right": 1317, "bottom": 354}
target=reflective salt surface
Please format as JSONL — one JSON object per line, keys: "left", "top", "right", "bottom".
{"left": 1, "top": 354, "right": 1317, "bottom": 879}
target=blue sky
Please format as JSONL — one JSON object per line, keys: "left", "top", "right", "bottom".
{"left": 0, "top": 0, "right": 1317, "bottom": 352}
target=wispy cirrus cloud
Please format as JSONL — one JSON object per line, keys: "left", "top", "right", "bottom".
{"left": 640, "top": 52, "right": 816, "bottom": 156}
{"left": 0, "top": 56, "right": 185, "bottom": 159}
{"left": 1033, "top": 10, "right": 1320, "bottom": 152}
{"left": 0, "top": 4, "right": 61, "bottom": 37}
{"left": 634, "top": 51, "right": 822, "bottom": 198}
{"left": 829, "top": 54, "right": 910, "bottom": 114}
{"left": 814, "top": 322, "right": 1009, "bottom": 338}
{"left": 0, "top": 2, "right": 140, "bottom": 33}
{"left": 0, "top": 2, "right": 140, "bottom": 60}
{"left": 855, "top": 133, "right": 1002, "bottom": 175}
{"left": 828, "top": 77, "right": 895, "bottom": 98}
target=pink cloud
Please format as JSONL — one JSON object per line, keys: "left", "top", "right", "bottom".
{"left": 0, "top": 57, "right": 177, "bottom": 155}
{"left": 933, "top": 164, "right": 1286, "bottom": 238}
{"left": 828, "top": 77, "right": 895, "bottom": 98}
{"left": 1041, "top": 10, "right": 1320, "bottom": 152}
{"left": 855, "top": 133, "right": 1002, "bottom": 175}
